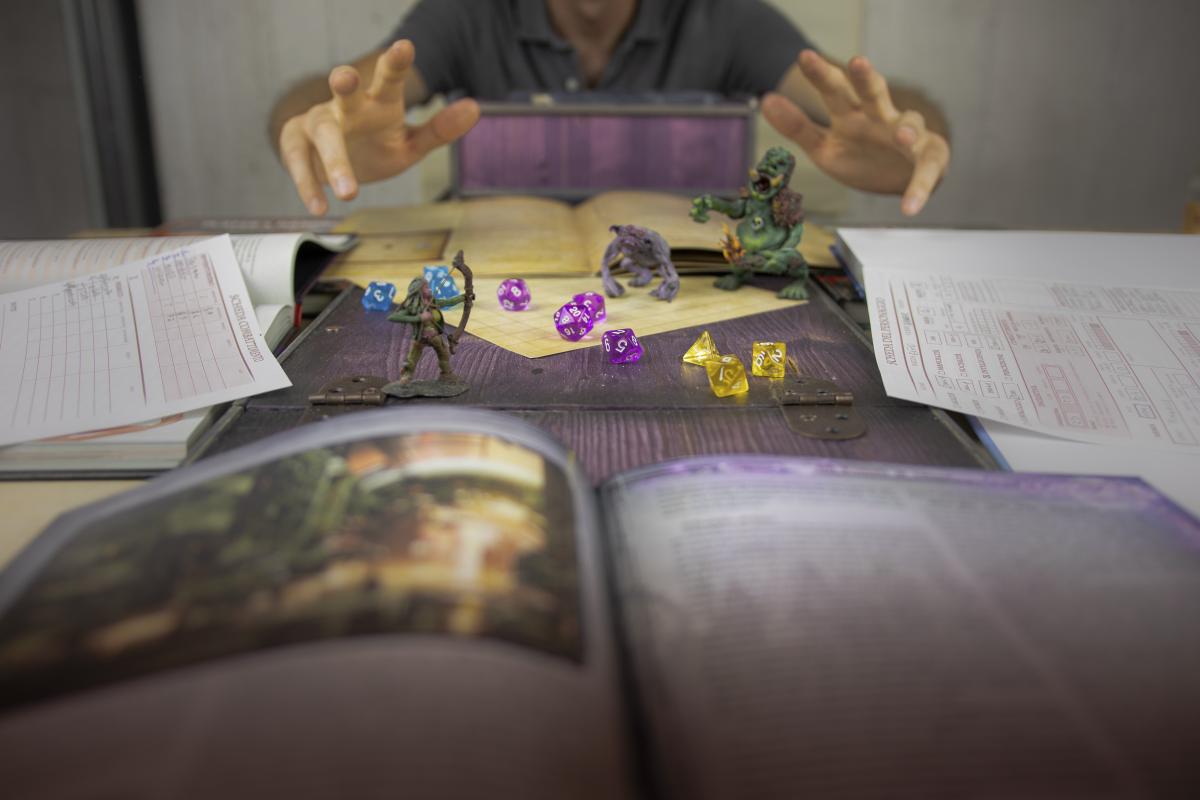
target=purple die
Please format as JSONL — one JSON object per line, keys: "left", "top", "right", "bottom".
{"left": 572, "top": 291, "right": 607, "bottom": 323}
{"left": 602, "top": 328, "right": 643, "bottom": 364}
{"left": 553, "top": 301, "right": 594, "bottom": 341}
{"left": 497, "top": 278, "right": 531, "bottom": 311}
{"left": 362, "top": 281, "right": 396, "bottom": 311}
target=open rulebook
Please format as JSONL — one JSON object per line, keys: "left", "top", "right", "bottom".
{"left": 1, "top": 409, "right": 1198, "bottom": 798}
{"left": 0, "top": 233, "right": 352, "bottom": 473}
{"left": 327, "top": 190, "right": 837, "bottom": 287}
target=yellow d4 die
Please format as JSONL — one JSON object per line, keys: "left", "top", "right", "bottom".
{"left": 705, "top": 355, "right": 749, "bottom": 397}
{"left": 752, "top": 341, "right": 787, "bottom": 378}
{"left": 683, "top": 330, "right": 719, "bottom": 366}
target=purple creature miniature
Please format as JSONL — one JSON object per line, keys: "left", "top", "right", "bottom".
{"left": 599, "top": 225, "right": 680, "bottom": 303}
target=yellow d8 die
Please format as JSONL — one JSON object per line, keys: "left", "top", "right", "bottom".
{"left": 752, "top": 341, "right": 787, "bottom": 378}
{"left": 705, "top": 355, "right": 749, "bottom": 397}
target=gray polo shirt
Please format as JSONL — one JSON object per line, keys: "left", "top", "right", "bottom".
{"left": 389, "top": 0, "right": 813, "bottom": 99}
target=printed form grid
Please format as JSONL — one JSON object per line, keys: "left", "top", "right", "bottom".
{"left": 12, "top": 275, "right": 140, "bottom": 428}
{"left": 143, "top": 250, "right": 253, "bottom": 402}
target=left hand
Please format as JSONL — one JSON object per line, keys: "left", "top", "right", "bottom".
{"left": 762, "top": 51, "right": 950, "bottom": 216}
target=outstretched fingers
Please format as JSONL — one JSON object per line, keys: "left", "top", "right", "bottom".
{"left": 892, "top": 110, "right": 927, "bottom": 154}
{"left": 369, "top": 40, "right": 414, "bottom": 106}
{"left": 280, "top": 118, "right": 327, "bottom": 215}
{"left": 329, "top": 65, "right": 364, "bottom": 119}
{"left": 797, "top": 49, "right": 860, "bottom": 116}
{"left": 304, "top": 109, "right": 358, "bottom": 201}
{"left": 846, "top": 56, "right": 898, "bottom": 123}
{"left": 902, "top": 135, "right": 950, "bottom": 216}
{"left": 404, "top": 97, "right": 481, "bottom": 162}
{"left": 761, "top": 92, "right": 826, "bottom": 155}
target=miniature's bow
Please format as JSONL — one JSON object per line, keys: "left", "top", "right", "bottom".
{"left": 448, "top": 249, "right": 475, "bottom": 355}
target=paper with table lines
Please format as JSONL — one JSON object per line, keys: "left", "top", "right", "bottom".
{"left": 0, "top": 237, "right": 290, "bottom": 447}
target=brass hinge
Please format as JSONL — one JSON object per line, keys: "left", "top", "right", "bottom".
{"left": 773, "top": 376, "right": 866, "bottom": 440}
{"left": 308, "top": 375, "right": 389, "bottom": 406}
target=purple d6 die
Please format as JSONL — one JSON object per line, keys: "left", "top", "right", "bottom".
{"left": 602, "top": 328, "right": 643, "bottom": 364}
{"left": 572, "top": 291, "right": 607, "bottom": 323}
{"left": 553, "top": 301, "right": 594, "bottom": 341}
{"left": 362, "top": 281, "right": 396, "bottom": 311}
{"left": 497, "top": 278, "right": 531, "bottom": 311}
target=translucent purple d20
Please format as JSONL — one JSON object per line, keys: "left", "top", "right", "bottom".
{"left": 602, "top": 328, "right": 643, "bottom": 364}
{"left": 498, "top": 278, "right": 531, "bottom": 311}
{"left": 553, "top": 301, "right": 594, "bottom": 341}
{"left": 362, "top": 281, "right": 396, "bottom": 311}
{"left": 573, "top": 291, "right": 606, "bottom": 323}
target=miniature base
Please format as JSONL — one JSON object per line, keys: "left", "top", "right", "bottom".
{"left": 383, "top": 375, "right": 469, "bottom": 399}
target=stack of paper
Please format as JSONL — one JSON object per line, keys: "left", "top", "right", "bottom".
{"left": 0, "top": 237, "right": 292, "bottom": 468}
{"left": 838, "top": 228, "right": 1200, "bottom": 515}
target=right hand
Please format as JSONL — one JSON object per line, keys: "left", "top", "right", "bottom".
{"left": 279, "top": 40, "right": 481, "bottom": 215}
{"left": 419, "top": 311, "right": 433, "bottom": 322}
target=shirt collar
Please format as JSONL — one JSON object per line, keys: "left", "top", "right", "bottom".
{"left": 515, "top": 0, "right": 666, "bottom": 46}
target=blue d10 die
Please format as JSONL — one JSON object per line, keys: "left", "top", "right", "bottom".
{"left": 362, "top": 281, "right": 397, "bottom": 311}
{"left": 498, "top": 278, "right": 531, "bottom": 311}
{"left": 602, "top": 328, "right": 643, "bottom": 364}
{"left": 553, "top": 301, "right": 594, "bottom": 341}
{"left": 423, "top": 265, "right": 462, "bottom": 304}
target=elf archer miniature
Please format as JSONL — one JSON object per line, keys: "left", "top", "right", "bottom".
{"left": 383, "top": 250, "right": 475, "bottom": 399}
{"left": 690, "top": 147, "right": 809, "bottom": 300}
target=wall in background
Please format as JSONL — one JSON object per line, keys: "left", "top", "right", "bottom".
{"left": 0, "top": 4, "right": 94, "bottom": 239}
{"left": 849, "top": 0, "right": 1200, "bottom": 229}
{"left": 137, "top": 0, "right": 425, "bottom": 221}
{"left": 103, "top": 1, "right": 1200, "bottom": 231}
{"left": 135, "top": 0, "right": 861, "bottom": 220}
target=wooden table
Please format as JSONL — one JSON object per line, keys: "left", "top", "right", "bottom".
{"left": 195, "top": 280, "right": 993, "bottom": 484}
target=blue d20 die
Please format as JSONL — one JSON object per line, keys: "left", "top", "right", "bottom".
{"left": 423, "top": 265, "right": 461, "bottom": 303}
{"left": 362, "top": 281, "right": 397, "bottom": 311}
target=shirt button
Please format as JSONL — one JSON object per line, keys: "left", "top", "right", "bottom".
{"left": 564, "top": 77, "right": 580, "bottom": 91}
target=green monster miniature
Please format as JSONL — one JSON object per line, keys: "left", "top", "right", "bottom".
{"left": 384, "top": 250, "right": 475, "bottom": 398}
{"left": 690, "top": 147, "right": 809, "bottom": 300}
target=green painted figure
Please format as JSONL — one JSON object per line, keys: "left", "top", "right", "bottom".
{"left": 690, "top": 147, "right": 809, "bottom": 300}
{"left": 388, "top": 277, "right": 465, "bottom": 387}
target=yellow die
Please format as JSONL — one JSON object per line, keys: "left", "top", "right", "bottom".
{"left": 705, "top": 355, "right": 749, "bottom": 397}
{"left": 683, "top": 330, "right": 719, "bottom": 365}
{"left": 752, "top": 341, "right": 787, "bottom": 378}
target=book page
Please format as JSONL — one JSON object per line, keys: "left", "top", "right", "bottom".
{"left": 447, "top": 196, "right": 589, "bottom": 276}
{"left": 0, "top": 237, "right": 290, "bottom": 447}
{"left": 0, "top": 233, "right": 351, "bottom": 306}
{"left": 333, "top": 198, "right": 588, "bottom": 282}
{"left": 0, "top": 409, "right": 631, "bottom": 799}
{"left": 845, "top": 230, "right": 1200, "bottom": 452}
{"left": 603, "top": 456, "right": 1200, "bottom": 798}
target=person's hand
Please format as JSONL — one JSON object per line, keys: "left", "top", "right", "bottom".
{"left": 762, "top": 51, "right": 950, "bottom": 216}
{"left": 419, "top": 310, "right": 433, "bottom": 322}
{"left": 279, "top": 40, "right": 481, "bottom": 216}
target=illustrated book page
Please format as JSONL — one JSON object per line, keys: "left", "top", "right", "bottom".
{"left": 842, "top": 229, "right": 1200, "bottom": 452}
{"left": 0, "top": 408, "right": 633, "bottom": 800}
{"left": 0, "top": 237, "right": 291, "bottom": 447}
{"left": 602, "top": 456, "right": 1200, "bottom": 799}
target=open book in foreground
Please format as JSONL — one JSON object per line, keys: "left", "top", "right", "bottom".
{"left": 1, "top": 408, "right": 1198, "bottom": 798}
{"left": 0, "top": 233, "right": 353, "bottom": 475}
{"left": 327, "top": 190, "right": 838, "bottom": 287}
